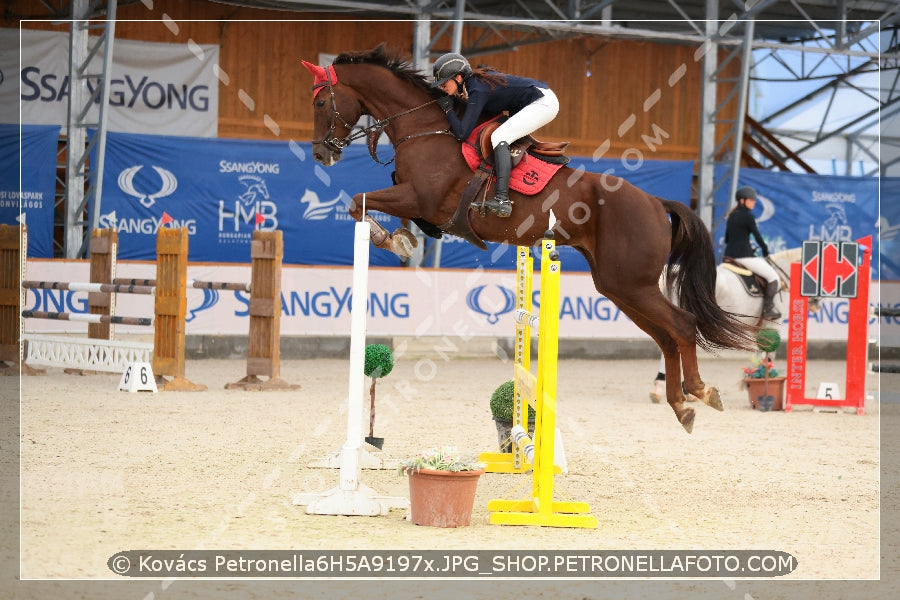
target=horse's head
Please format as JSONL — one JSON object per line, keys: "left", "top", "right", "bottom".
{"left": 302, "top": 45, "right": 443, "bottom": 168}
{"left": 301, "top": 60, "right": 363, "bottom": 166}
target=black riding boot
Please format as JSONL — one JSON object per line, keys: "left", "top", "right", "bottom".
{"left": 480, "top": 142, "right": 512, "bottom": 217}
{"left": 762, "top": 280, "right": 782, "bottom": 320}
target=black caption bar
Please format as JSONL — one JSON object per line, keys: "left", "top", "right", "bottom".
{"left": 108, "top": 550, "right": 797, "bottom": 578}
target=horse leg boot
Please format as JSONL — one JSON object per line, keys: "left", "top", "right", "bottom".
{"left": 479, "top": 142, "right": 512, "bottom": 218}
{"left": 364, "top": 214, "right": 417, "bottom": 259}
{"left": 650, "top": 372, "right": 664, "bottom": 404}
{"left": 762, "top": 280, "right": 782, "bottom": 320}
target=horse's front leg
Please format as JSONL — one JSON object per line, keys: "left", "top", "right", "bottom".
{"left": 348, "top": 184, "right": 420, "bottom": 259}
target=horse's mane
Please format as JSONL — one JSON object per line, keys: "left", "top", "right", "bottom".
{"left": 334, "top": 44, "right": 439, "bottom": 97}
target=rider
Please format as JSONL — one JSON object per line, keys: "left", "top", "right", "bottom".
{"left": 431, "top": 53, "right": 559, "bottom": 218}
{"left": 724, "top": 185, "right": 782, "bottom": 320}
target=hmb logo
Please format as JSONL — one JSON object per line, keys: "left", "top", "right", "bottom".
{"left": 218, "top": 175, "right": 278, "bottom": 231}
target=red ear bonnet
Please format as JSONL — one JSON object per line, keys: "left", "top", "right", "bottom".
{"left": 301, "top": 60, "right": 338, "bottom": 98}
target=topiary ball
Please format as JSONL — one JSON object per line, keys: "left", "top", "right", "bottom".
{"left": 756, "top": 328, "right": 781, "bottom": 353}
{"left": 364, "top": 344, "right": 394, "bottom": 379}
{"left": 489, "top": 379, "right": 536, "bottom": 422}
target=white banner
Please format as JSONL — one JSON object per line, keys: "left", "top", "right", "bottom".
{"left": 21, "top": 260, "right": 895, "bottom": 344}
{"left": 0, "top": 28, "right": 218, "bottom": 137}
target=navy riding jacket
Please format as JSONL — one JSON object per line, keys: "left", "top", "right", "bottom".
{"left": 724, "top": 204, "right": 769, "bottom": 258}
{"left": 443, "top": 73, "right": 549, "bottom": 141}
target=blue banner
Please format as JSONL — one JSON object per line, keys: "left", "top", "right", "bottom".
{"left": 91, "top": 131, "right": 697, "bottom": 272}
{"left": 713, "top": 166, "right": 880, "bottom": 278}
{"left": 92, "top": 132, "right": 404, "bottom": 266}
{"left": 0, "top": 123, "right": 59, "bottom": 257}
{"left": 881, "top": 177, "right": 900, "bottom": 281}
{"left": 435, "top": 159, "right": 696, "bottom": 271}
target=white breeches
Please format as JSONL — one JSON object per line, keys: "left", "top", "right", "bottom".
{"left": 734, "top": 256, "right": 779, "bottom": 284}
{"left": 490, "top": 88, "right": 559, "bottom": 149}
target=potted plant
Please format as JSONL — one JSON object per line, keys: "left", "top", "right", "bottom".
{"left": 490, "top": 380, "right": 536, "bottom": 452}
{"left": 363, "top": 344, "right": 394, "bottom": 450}
{"left": 742, "top": 356, "right": 786, "bottom": 411}
{"left": 742, "top": 328, "right": 785, "bottom": 412}
{"left": 398, "top": 446, "right": 484, "bottom": 528}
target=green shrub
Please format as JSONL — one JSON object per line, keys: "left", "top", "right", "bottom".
{"left": 364, "top": 344, "right": 394, "bottom": 379}
{"left": 756, "top": 328, "right": 782, "bottom": 353}
{"left": 489, "top": 379, "right": 536, "bottom": 422}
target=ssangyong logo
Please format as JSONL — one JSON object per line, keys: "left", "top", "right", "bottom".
{"left": 99, "top": 210, "right": 197, "bottom": 234}
{"left": 186, "top": 289, "right": 220, "bottom": 322}
{"left": 117, "top": 165, "right": 178, "bottom": 208}
{"left": 466, "top": 285, "right": 516, "bottom": 324}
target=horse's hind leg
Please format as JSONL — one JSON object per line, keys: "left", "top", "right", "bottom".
{"left": 608, "top": 286, "right": 726, "bottom": 433}
{"left": 681, "top": 345, "right": 723, "bottom": 412}
{"left": 656, "top": 309, "right": 723, "bottom": 413}
{"left": 607, "top": 291, "right": 697, "bottom": 432}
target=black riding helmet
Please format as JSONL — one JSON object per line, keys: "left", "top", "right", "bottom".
{"left": 431, "top": 53, "right": 472, "bottom": 87}
{"left": 735, "top": 185, "right": 757, "bottom": 202}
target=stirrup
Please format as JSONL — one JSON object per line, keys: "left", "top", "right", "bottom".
{"left": 763, "top": 308, "right": 782, "bottom": 320}
{"left": 476, "top": 197, "right": 512, "bottom": 218}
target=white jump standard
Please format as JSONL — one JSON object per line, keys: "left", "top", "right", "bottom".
{"left": 293, "top": 219, "right": 408, "bottom": 516}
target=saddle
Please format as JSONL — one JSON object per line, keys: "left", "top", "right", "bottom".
{"left": 722, "top": 257, "right": 765, "bottom": 297}
{"left": 433, "top": 118, "right": 571, "bottom": 249}
{"left": 476, "top": 121, "right": 570, "bottom": 167}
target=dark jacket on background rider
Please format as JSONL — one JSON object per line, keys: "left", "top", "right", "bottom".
{"left": 724, "top": 204, "right": 769, "bottom": 259}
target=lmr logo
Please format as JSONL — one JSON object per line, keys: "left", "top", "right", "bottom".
{"left": 218, "top": 175, "right": 278, "bottom": 231}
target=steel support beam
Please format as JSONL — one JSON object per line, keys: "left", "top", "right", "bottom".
{"left": 63, "top": 0, "right": 117, "bottom": 258}
{"left": 695, "top": 0, "right": 718, "bottom": 229}
{"left": 727, "top": 17, "right": 755, "bottom": 207}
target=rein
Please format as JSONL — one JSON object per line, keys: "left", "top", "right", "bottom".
{"left": 765, "top": 256, "right": 791, "bottom": 292}
{"left": 313, "top": 77, "right": 452, "bottom": 165}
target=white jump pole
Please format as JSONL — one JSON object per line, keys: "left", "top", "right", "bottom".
{"left": 293, "top": 215, "right": 408, "bottom": 516}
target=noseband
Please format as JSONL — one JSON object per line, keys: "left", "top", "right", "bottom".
{"left": 311, "top": 74, "right": 453, "bottom": 165}
{"left": 311, "top": 76, "right": 359, "bottom": 153}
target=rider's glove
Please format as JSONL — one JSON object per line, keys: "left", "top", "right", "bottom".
{"left": 437, "top": 95, "right": 455, "bottom": 112}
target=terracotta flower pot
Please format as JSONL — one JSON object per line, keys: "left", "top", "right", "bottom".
{"left": 744, "top": 376, "right": 786, "bottom": 411}
{"left": 405, "top": 468, "right": 484, "bottom": 528}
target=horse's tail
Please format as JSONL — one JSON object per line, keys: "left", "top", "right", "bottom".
{"left": 662, "top": 199, "right": 756, "bottom": 352}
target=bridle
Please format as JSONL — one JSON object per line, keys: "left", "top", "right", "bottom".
{"left": 311, "top": 72, "right": 454, "bottom": 165}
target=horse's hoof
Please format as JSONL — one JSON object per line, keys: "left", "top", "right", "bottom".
{"left": 649, "top": 391, "right": 662, "bottom": 404}
{"left": 688, "top": 387, "right": 724, "bottom": 412}
{"left": 705, "top": 387, "right": 723, "bottom": 411}
{"left": 392, "top": 227, "right": 419, "bottom": 250}
{"left": 677, "top": 407, "right": 695, "bottom": 434}
{"left": 389, "top": 229, "right": 417, "bottom": 259}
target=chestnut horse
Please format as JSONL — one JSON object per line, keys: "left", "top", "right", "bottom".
{"left": 301, "top": 45, "right": 755, "bottom": 433}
